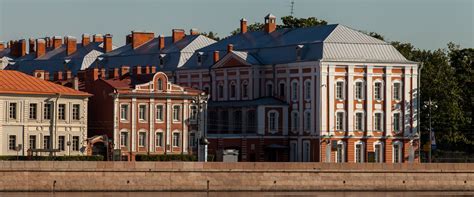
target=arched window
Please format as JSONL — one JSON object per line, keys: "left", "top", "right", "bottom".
{"left": 218, "top": 83, "right": 224, "bottom": 99}
{"left": 157, "top": 78, "right": 163, "bottom": 90}
{"left": 291, "top": 111, "right": 299, "bottom": 132}
{"left": 267, "top": 110, "right": 279, "bottom": 133}
{"left": 279, "top": 81, "right": 285, "bottom": 97}
{"left": 393, "top": 141, "right": 403, "bottom": 163}
{"left": 336, "top": 111, "right": 345, "bottom": 131}
{"left": 374, "top": 141, "right": 384, "bottom": 163}
{"left": 355, "top": 141, "right": 365, "bottom": 163}
{"left": 241, "top": 81, "right": 249, "bottom": 98}
{"left": 304, "top": 110, "right": 311, "bottom": 132}
{"left": 291, "top": 80, "right": 298, "bottom": 101}
{"left": 355, "top": 112, "right": 364, "bottom": 131}
{"left": 393, "top": 81, "right": 401, "bottom": 100}
{"left": 155, "top": 131, "right": 163, "bottom": 147}
{"left": 393, "top": 112, "right": 401, "bottom": 133}
{"left": 374, "top": 81, "right": 383, "bottom": 101}
{"left": 266, "top": 81, "right": 273, "bottom": 97}
{"left": 336, "top": 80, "right": 345, "bottom": 100}
{"left": 336, "top": 140, "right": 345, "bottom": 163}
{"left": 229, "top": 82, "right": 236, "bottom": 98}
{"left": 304, "top": 80, "right": 311, "bottom": 100}
{"left": 355, "top": 80, "right": 364, "bottom": 100}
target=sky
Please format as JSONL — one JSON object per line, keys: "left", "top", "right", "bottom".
{"left": 0, "top": 0, "right": 472, "bottom": 50}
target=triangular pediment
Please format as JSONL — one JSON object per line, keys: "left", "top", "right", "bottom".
{"left": 212, "top": 52, "right": 252, "bottom": 69}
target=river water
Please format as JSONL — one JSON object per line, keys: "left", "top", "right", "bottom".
{"left": 1, "top": 192, "right": 472, "bottom": 197}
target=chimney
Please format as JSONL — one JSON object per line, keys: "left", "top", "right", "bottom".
{"left": 82, "top": 34, "right": 90, "bottom": 46}
{"left": 65, "top": 70, "right": 72, "bottom": 80}
{"left": 44, "top": 72, "right": 50, "bottom": 81}
{"left": 132, "top": 31, "right": 155, "bottom": 49}
{"left": 66, "top": 36, "right": 77, "bottom": 56}
{"left": 264, "top": 14, "right": 277, "bottom": 33}
{"left": 0, "top": 42, "right": 4, "bottom": 51}
{"left": 126, "top": 34, "right": 132, "bottom": 45}
{"left": 54, "top": 71, "right": 64, "bottom": 81}
{"left": 73, "top": 77, "right": 79, "bottom": 90}
{"left": 12, "top": 39, "right": 27, "bottom": 57}
{"left": 190, "top": 28, "right": 199, "bottom": 35}
{"left": 104, "top": 34, "right": 113, "bottom": 53}
{"left": 53, "top": 36, "right": 62, "bottom": 49}
{"left": 36, "top": 39, "right": 46, "bottom": 58}
{"left": 144, "top": 66, "right": 150, "bottom": 74}
{"left": 77, "top": 70, "right": 86, "bottom": 81}
{"left": 109, "top": 68, "right": 120, "bottom": 79}
{"left": 120, "top": 65, "right": 130, "bottom": 76}
{"left": 87, "top": 68, "right": 100, "bottom": 82}
{"left": 227, "top": 44, "right": 234, "bottom": 53}
{"left": 93, "top": 34, "right": 103, "bottom": 42}
{"left": 172, "top": 29, "right": 185, "bottom": 43}
{"left": 213, "top": 51, "right": 220, "bottom": 63}
{"left": 133, "top": 66, "right": 142, "bottom": 76}
{"left": 240, "top": 18, "right": 248, "bottom": 33}
{"left": 44, "top": 37, "right": 51, "bottom": 48}
{"left": 19, "top": 39, "right": 27, "bottom": 57}
{"left": 29, "top": 38, "right": 35, "bottom": 53}
{"left": 158, "top": 35, "right": 165, "bottom": 50}
{"left": 150, "top": 66, "right": 156, "bottom": 74}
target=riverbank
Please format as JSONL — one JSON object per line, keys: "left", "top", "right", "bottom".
{"left": 0, "top": 162, "right": 472, "bottom": 192}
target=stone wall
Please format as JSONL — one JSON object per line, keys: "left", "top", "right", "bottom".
{"left": 0, "top": 161, "right": 472, "bottom": 192}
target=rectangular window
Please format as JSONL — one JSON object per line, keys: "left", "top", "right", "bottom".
{"left": 189, "top": 133, "right": 196, "bottom": 147}
{"left": 290, "top": 141, "right": 297, "bottom": 162}
{"left": 190, "top": 106, "right": 198, "bottom": 121}
{"left": 120, "top": 132, "right": 128, "bottom": 147}
{"left": 155, "top": 133, "right": 163, "bottom": 147}
{"left": 156, "top": 105, "right": 163, "bottom": 121}
{"left": 302, "top": 141, "right": 310, "bottom": 162}
{"left": 374, "top": 82, "right": 382, "bottom": 100}
{"left": 138, "top": 133, "right": 146, "bottom": 147}
{"left": 355, "top": 144, "right": 363, "bottom": 163}
{"left": 355, "top": 82, "right": 363, "bottom": 100}
{"left": 355, "top": 113, "right": 363, "bottom": 131}
{"left": 58, "top": 104, "right": 66, "bottom": 120}
{"left": 138, "top": 105, "right": 147, "bottom": 121}
{"left": 336, "top": 144, "right": 344, "bottom": 163}
{"left": 173, "top": 133, "right": 180, "bottom": 147}
{"left": 230, "top": 84, "right": 236, "bottom": 98}
{"left": 269, "top": 112, "right": 276, "bottom": 131}
{"left": 336, "top": 112, "right": 344, "bottom": 131}
{"left": 279, "top": 83, "right": 285, "bottom": 97}
{"left": 242, "top": 84, "right": 248, "bottom": 98}
{"left": 72, "top": 104, "right": 80, "bottom": 120}
{"left": 218, "top": 85, "right": 224, "bottom": 98}
{"left": 291, "top": 112, "right": 299, "bottom": 131}
{"left": 393, "top": 83, "right": 401, "bottom": 100}
{"left": 393, "top": 113, "right": 400, "bottom": 132}
{"left": 336, "top": 81, "right": 344, "bottom": 100}
{"left": 304, "top": 112, "right": 311, "bottom": 131}
{"left": 58, "top": 136, "right": 65, "bottom": 151}
{"left": 304, "top": 81, "right": 311, "bottom": 100}
{"left": 29, "top": 103, "right": 37, "bottom": 120}
{"left": 374, "top": 113, "right": 383, "bottom": 131}
{"left": 9, "top": 103, "right": 17, "bottom": 119}
{"left": 72, "top": 136, "right": 80, "bottom": 151}
{"left": 44, "top": 103, "right": 52, "bottom": 120}
{"left": 9, "top": 135, "right": 16, "bottom": 150}
{"left": 120, "top": 105, "right": 129, "bottom": 121}
{"left": 266, "top": 84, "right": 273, "bottom": 97}
{"left": 43, "top": 136, "right": 51, "bottom": 149}
{"left": 291, "top": 82, "right": 298, "bottom": 101}
{"left": 173, "top": 105, "right": 181, "bottom": 121}
{"left": 375, "top": 144, "right": 382, "bottom": 163}
{"left": 29, "top": 135, "right": 36, "bottom": 150}
{"left": 394, "top": 144, "right": 401, "bottom": 163}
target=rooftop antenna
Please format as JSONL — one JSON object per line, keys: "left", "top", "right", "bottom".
{"left": 290, "top": 0, "right": 295, "bottom": 16}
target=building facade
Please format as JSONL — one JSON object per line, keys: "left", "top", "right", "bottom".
{"left": 0, "top": 70, "right": 90, "bottom": 156}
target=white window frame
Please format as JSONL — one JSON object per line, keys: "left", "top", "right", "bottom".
{"left": 120, "top": 131, "right": 128, "bottom": 147}
{"left": 304, "top": 79, "right": 311, "bottom": 101}
{"left": 267, "top": 110, "right": 279, "bottom": 134}
{"left": 335, "top": 110, "right": 345, "bottom": 131}
{"left": 392, "top": 111, "right": 402, "bottom": 133}
{"left": 120, "top": 104, "right": 129, "bottom": 122}
{"left": 155, "top": 131, "right": 163, "bottom": 147}
{"left": 72, "top": 136, "right": 80, "bottom": 151}
{"left": 58, "top": 104, "right": 66, "bottom": 120}
{"left": 336, "top": 80, "right": 345, "bottom": 100}
{"left": 355, "top": 141, "right": 365, "bottom": 163}
{"left": 29, "top": 135, "right": 36, "bottom": 150}
{"left": 138, "top": 104, "right": 147, "bottom": 122}
{"left": 189, "top": 105, "right": 198, "bottom": 122}
{"left": 374, "top": 80, "right": 384, "bottom": 101}
{"left": 172, "top": 105, "right": 181, "bottom": 122}
{"left": 291, "top": 111, "right": 299, "bottom": 133}
{"left": 29, "top": 103, "right": 38, "bottom": 120}
{"left": 9, "top": 102, "right": 17, "bottom": 120}
{"left": 72, "top": 104, "right": 81, "bottom": 120}
{"left": 241, "top": 80, "right": 249, "bottom": 99}
{"left": 374, "top": 111, "right": 384, "bottom": 132}
{"left": 172, "top": 132, "right": 180, "bottom": 147}
{"left": 392, "top": 141, "right": 403, "bottom": 163}
{"left": 291, "top": 80, "right": 299, "bottom": 101}
{"left": 58, "top": 136, "right": 65, "bottom": 151}
{"left": 354, "top": 80, "right": 365, "bottom": 100}
{"left": 155, "top": 104, "right": 164, "bottom": 122}
{"left": 354, "top": 111, "right": 364, "bottom": 131}
{"left": 304, "top": 110, "right": 311, "bottom": 132}
{"left": 44, "top": 103, "right": 52, "bottom": 120}
{"left": 393, "top": 81, "right": 402, "bottom": 101}
{"left": 138, "top": 131, "right": 147, "bottom": 147}
{"left": 374, "top": 141, "right": 384, "bottom": 163}
{"left": 336, "top": 140, "right": 345, "bottom": 163}
{"left": 8, "top": 135, "right": 16, "bottom": 150}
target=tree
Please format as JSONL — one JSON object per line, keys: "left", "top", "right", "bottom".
{"left": 230, "top": 23, "right": 264, "bottom": 35}
{"left": 230, "top": 16, "right": 327, "bottom": 35}
{"left": 200, "top": 31, "right": 221, "bottom": 41}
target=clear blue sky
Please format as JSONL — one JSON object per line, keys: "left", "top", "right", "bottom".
{"left": 1, "top": 0, "right": 472, "bottom": 50}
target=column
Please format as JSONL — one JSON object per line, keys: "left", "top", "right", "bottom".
{"left": 366, "top": 66, "right": 373, "bottom": 134}
{"left": 328, "top": 66, "right": 335, "bottom": 134}
{"left": 347, "top": 66, "right": 354, "bottom": 135}
{"left": 385, "top": 67, "right": 392, "bottom": 136}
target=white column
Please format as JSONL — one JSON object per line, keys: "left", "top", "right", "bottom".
{"left": 183, "top": 101, "right": 188, "bottom": 153}
{"left": 299, "top": 67, "right": 304, "bottom": 136}
{"left": 328, "top": 66, "right": 335, "bottom": 134}
{"left": 166, "top": 99, "right": 171, "bottom": 152}
{"left": 149, "top": 98, "right": 154, "bottom": 152}
{"left": 366, "top": 66, "right": 373, "bottom": 134}
{"left": 411, "top": 66, "right": 419, "bottom": 134}
{"left": 236, "top": 70, "right": 241, "bottom": 99}
{"left": 347, "top": 66, "right": 354, "bottom": 135}
{"left": 224, "top": 71, "right": 228, "bottom": 100}
{"left": 385, "top": 68, "right": 392, "bottom": 136}
{"left": 320, "top": 64, "right": 328, "bottom": 136}
{"left": 131, "top": 98, "right": 137, "bottom": 152}
{"left": 311, "top": 67, "right": 316, "bottom": 135}
{"left": 113, "top": 97, "right": 119, "bottom": 149}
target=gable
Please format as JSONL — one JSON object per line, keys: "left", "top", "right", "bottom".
{"left": 212, "top": 53, "right": 251, "bottom": 69}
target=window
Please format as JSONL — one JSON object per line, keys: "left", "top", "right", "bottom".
{"left": 393, "top": 82, "right": 401, "bottom": 100}
{"left": 9, "top": 135, "right": 16, "bottom": 150}
{"left": 266, "top": 83, "right": 273, "bottom": 97}
{"left": 43, "top": 136, "right": 51, "bottom": 149}
{"left": 355, "top": 81, "right": 364, "bottom": 100}
{"left": 59, "top": 136, "right": 65, "bottom": 151}
{"left": 393, "top": 113, "right": 401, "bottom": 132}
{"left": 304, "top": 111, "right": 311, "bottom": 131}
{"left": 157, "top": 79, "right": 163, "bottom": 90}
{"left": 336, "top": 112, "right": 344, "bottom": 131}
{"left": 336, "top": 143, "right": 344, "bottom": 163}
{"left": 120, "top": 132, "right": 128, "bottom": 147}
{"left": 190, "top": 106, "right": 198, "bottom": 121}
{"left": 336, "top": 81, "right": 344, "bottom": 100}
{"left": 29, "top": 103, "right": 37, "bottom": 120}
{"left": 290, "top": 141, "right": 297, "bottom": 162}
{"left": 44, "top": 103, "right": 52, "bottom": 120}
{"left": 159, "top": 56, "right": 165, "bottom": 68}
{"left": 156, "top": 105, "right": 164, "bottom": 121}
{"left": 9, "top": 103, "right": 17, "bottom": 119}
{"left": 173, "top": 105, "right": 181, "bottom": 121}
{"left": 374, "top": 82, "right": 382, "bottom": 100}
{"left": 29, "top": 135, "right": 36, "bottom": 149}
{"left": 120, "top": 104, "right": 129, "bottom": 121}
{"left": 173, "top": 133, "right": 180, "bottom": 147}
{"left": 230, "top": 82, "right": 236, "bottom": 98}
{"left": 268, "top": 111, "right": 277, "bottom": 132}
{"left": 374, "top": 113, "right": 383, "bottom": 131}
{"left": 355, "top": 143, "right": 364, "bottom": 163}
{"left": 234, "top": 110, "right": 242, "bottom": 131}
{"left": 242, "top": 82, "right": 248, "bottom": 98}
{"left": 72, "top": 136, "right": 80, "bottom": 151}
{"left": 189, "top": 133, "right": 196, "bottom": 147}
{"left": 138, "top": 132, "right": 146, "bottom": 147}
{"left": 393, "top": 143, "right": 402, "bottom": 163}
{"left": 291, "top": 111, "right": 299, "bottom": 131}
{"left": 291, "top": 81, "right": 298, "bottom": 101}
{"left": 355, "top": 112, "right": 364, "bottom": 131}
{"left": 58, "top": 104, "right": 66, "bottom": 120}
{"left": 218, "top": 84, "right": 224, "bottom": 99}
{"left": 304, "top": 80, "right": 311, "bottom": 100}
{"left": 72, "top": 104, "right": 80, "bottom": 120}
{"left": 246, "top": 110, "right": 256, "bottom": 133}
{"left": 155, "top": 132, "right": 163, "bottom": 147}
{"left": 279, "top": 82, "right": 285, "bottom": 97}
{"left": 374, "top": 143, "right": 383, "bottom": 163}
{"left": 138, "top": 105, "right": 147, "bottom": 121}
{"left": 302, "top": 141, "right": 310, "bottom": 162}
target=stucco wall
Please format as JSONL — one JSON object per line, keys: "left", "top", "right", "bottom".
{"left": 0, "top": 162, "right": 472, "bottom": 192}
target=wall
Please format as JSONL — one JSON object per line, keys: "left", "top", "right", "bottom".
{"left": 0, "top": 161, "right": 472, "bottom": 192}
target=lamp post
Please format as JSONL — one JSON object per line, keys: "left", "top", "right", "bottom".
{"left": 193, "top": 93, "right": 209, "bottom": 162}
{"left": 423, "top": 97, "right": 437, "bottom": 163}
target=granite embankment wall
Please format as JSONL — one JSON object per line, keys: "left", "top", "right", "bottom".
{"left": 0, "top": 162, "right": 472, "bottom": 192}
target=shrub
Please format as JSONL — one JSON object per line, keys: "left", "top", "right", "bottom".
{"left": 135, "top": 154, "right": 197, "bottom": 161}
{"left": 0, "top": 155, "right": 104, "bottom": 161}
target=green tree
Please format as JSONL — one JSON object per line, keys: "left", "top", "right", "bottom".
{"left": 200, "top": 31, "right": 221, "bottom": 41}
{"left": 230, "top": 16, "right": 327, "bottom": 35}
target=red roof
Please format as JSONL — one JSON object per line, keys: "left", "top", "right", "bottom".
{"left": 0, "top": 70, "right": 91, "bottom": 96}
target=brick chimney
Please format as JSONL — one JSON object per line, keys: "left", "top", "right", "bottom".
{"left": 87, "top": 68, "right": 100, "bottom": 82}
{"left": 29, "top": 38, "right": 35, "bottom": 53}
{"left": 190, "top": 28, "right": 199, "bottom": 35}
{"left": 104, "top": 34, "right": 113, "bottom": 53}
{"left": 109, "top": 68, "right": 119, "bottom": 79}
{"left": 36, "top": 39, "right": 46, "bottom": 58}
{"left": 100, "top": 68, "right": 106, "bottom": 79}
{"left": 126, "top": 34, "right": 132, "bottom": 45}
{"left": 54, "top": 71, "right": 64, "bottom": 81}
{"left": 44, "top": 71, "right": 50, "bottom": 81}
{"left": 53, "top": 36, "right": 62, "bottom": 49}
{"left": 82, "top": 34, "right": 90, "bottom": 46}
{"left": 121, "top": 65, "right": 130, "bottom": 76}
{"left": 133, "top": 66, "right": 142, "bottom": 76}
{"left": 132, "top": 31, "right": 154, "bottom": 49}
{"left": 0, "top": 42, "right": 4, "bottom": 51}
{"left": 158, "top": 35, "right": 165, "bottom": 50}
{"left": 240, "top": 18, "right": 248, "bottom": 33}
{"left": 11, "top": 39, "right": 27, "bottom": 57}
{"left": 213, "top": 51, "right": 220, "bottom": 63}
{"left": 264, "top": 14, "right": 277, "bottom": 33}
{"left": 227, "top": 44, "right": 234, "bottom": 53}
{"left": 93, "top": 34, "right": 103, "bottom": 42}
{"left": 150, "top": 66, "right": 156, "bottom": 74}
{"left": 66, "top": 36, "right": 77, "bottom": 56}
{"left": 45, "top": 37, "right": 51, "bottom": 48}
{"left": 73, "top": 77, "right": 79, "bottom": 90}
{"left": 172, "top": 29, "right": 185, "bottom": 43}
{"left": 65, "top": 70, "right": 72, "bottom": 80}
{"left": 144, "top": 66, "right": 150, "bottom": 74}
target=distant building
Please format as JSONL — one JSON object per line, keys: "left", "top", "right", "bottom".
{"left": 0, "top": 70, "right": 90, "bottom": 156}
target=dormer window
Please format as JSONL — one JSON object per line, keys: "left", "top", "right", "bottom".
{"left": 197, "top": 52, "right": 204, "bottom": 66}
{"left": 296, "top": 45, "right": 304, "bottom": 61}
{"left": 157, "top": 78, "right": 163, "bottom": 91}
{"left": 159, "top": 54, "right": 165, "bottom": 68}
